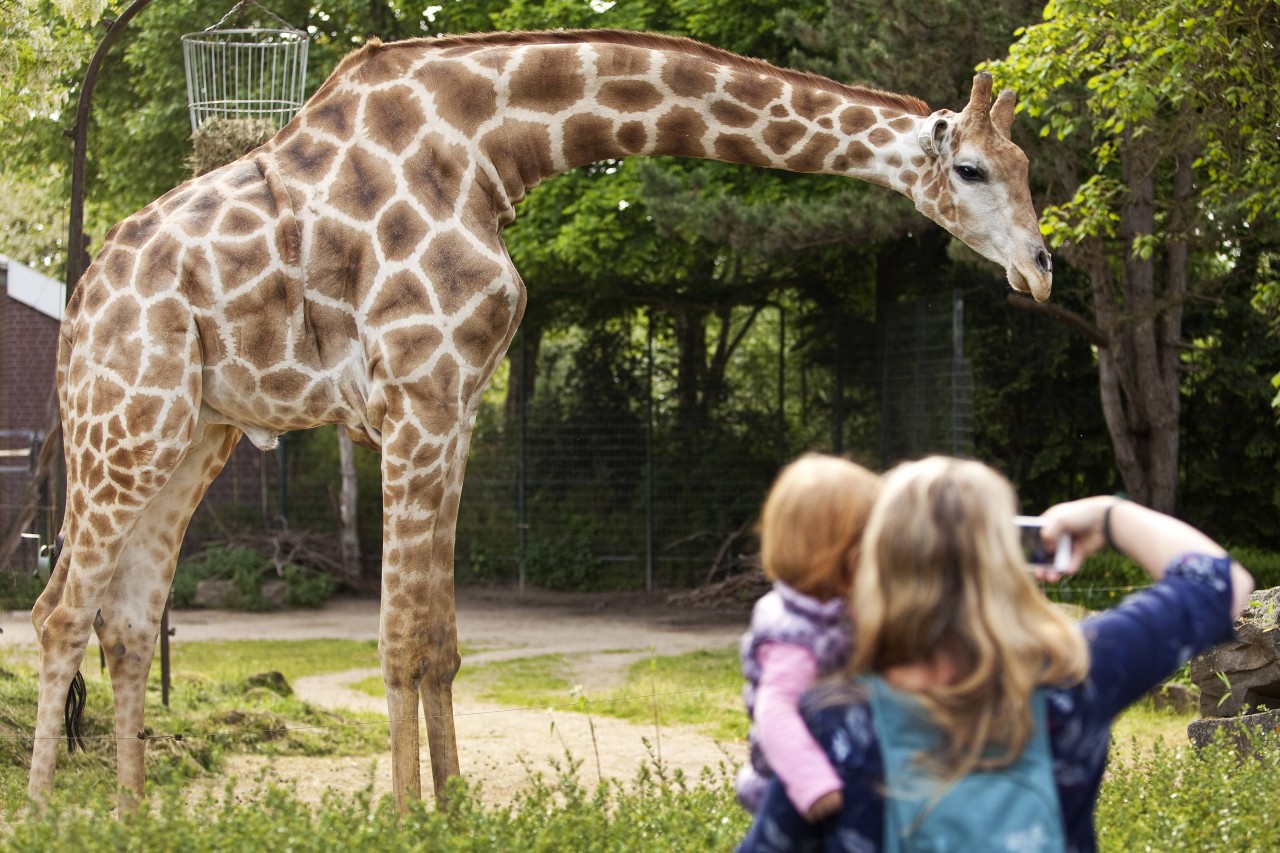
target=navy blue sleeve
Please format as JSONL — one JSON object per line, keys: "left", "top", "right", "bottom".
{"left": 736, "top": 774, "right": 821, "bottom": 853}
{"left": 738, "top": 701, "right": 884, "bottom": 853}
{"left": 1078, "top": 552, "right": 1237, "bottom": 721}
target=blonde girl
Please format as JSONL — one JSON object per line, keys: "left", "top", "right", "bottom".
{"left": 740, "top": 456, "right": 1254, "bottom": 851}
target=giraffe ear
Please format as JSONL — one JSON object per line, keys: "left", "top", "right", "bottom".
{"left": 918, "top": 115, "right": 950, "bottom": 158}
{"left": 990, "top": 89, "right": 1016, "bottom": 139}
{"left": 966, "top": 72, "right": 994, "bottom": 114}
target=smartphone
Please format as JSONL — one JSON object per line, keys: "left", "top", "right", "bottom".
{"left": 1014, "top": 516, "right": 1072, "bottom": 572}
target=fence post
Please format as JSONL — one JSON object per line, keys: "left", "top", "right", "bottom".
{"left": 517, "top": 329, "right": 527, "bottom": 594}
{"left": 645, "top": 309, "right": 655, "bottom": 594}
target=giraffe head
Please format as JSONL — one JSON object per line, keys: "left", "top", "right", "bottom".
{"left": 913, "top": 72, "right": 1052, "bottom": 301}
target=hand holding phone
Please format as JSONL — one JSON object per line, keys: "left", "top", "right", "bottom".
{"left": 1015, "top": 516, "right": 1072, "bottom": 573}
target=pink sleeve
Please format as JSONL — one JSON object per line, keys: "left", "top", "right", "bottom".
{"left": 754, "top": 641, "right": 843, "bottom": 815}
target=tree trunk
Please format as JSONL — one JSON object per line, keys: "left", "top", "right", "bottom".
{"left": 1092, "top": 140, "right": 1187, "bottom": 513}
{"left": 337, "top": 427, "right": 362, "bottom": 583}
{"left": 673, "top": 305, "right": 709, "bottom": 425}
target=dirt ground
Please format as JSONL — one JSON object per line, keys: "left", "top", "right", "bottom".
{"left": 1, "top": 588, "right": 751, "bottom": 808}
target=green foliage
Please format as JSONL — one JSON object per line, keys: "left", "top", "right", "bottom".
{"left": 1096, "top": 732, "right": 1280, "bottom": 849}
{"left": 1229, "top": 547, "right": 1280, "bottom": 591}
{"left": 990, "top": 0, "right": 1280, "bottom": 242}
{"left": 1042, "top": 550, "right": 1150, "bottom": 612}
{"left": 173, "top": 546, "right": 335, "bottom": 611}
{"left": 2, "top": 761, "right": 750, "bottom": 852}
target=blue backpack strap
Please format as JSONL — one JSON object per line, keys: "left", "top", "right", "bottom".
{"left": 864, "top": 675, "right": 1065, "bottom": 853}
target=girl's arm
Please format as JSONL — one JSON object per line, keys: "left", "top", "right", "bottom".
{"left": 1041, "top": 496, "right": 1253, "bottom": 615}
{"left": 755, "top": 641, "right": 843, "bottom": 821}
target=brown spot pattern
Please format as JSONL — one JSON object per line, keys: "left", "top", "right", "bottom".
{"left": 616, "top": 121, "right": 647, "bottom": 154}
{"left": 562, "top": 113, "right": 614, "bottom": 166}
{"left": 366, "top": 86, "right": 426, "bottom": 153}
{"left": 377, "top": 201, "right": 430, "bottom": 261}
{"left": 508, "top": 47, "right": 584, "bottom": 113}
{"left": 786, "top": 134, "right": 838, "bottom": 172}
{"left": 598, "top": 80, "right": 664, "bottom": 113}
{"left": 422, "top": 231, "right": 503, "bottom": 315}
{"left": 839, "top": 106, "right": 876, "bottom": 136}
{"left": 714, "top": 134, "right": 765, "bottom": 165}
{"left": 868, "top": 127, "right": 893, "bottom": 147}
{"left": 710, "top": 99, "right": 756, "bottom": 128}
{"left": 725, "top": 73, "right": 782, "bottom": 109}
{"left": 763, "top": 121, "right": 806, "bottom": 155}
{"left": 329, "top": 147, "right": 396, "bottom": 220}
{"left": 661, "top": 56, "right": 715, "bottom": 97}
{"left": 428, "top": 65, "right": 497, "bottom": 137}
{"left": 791, "top": 89, "right": 841, "bottom": 121}
{"left": 654, "top": 107, "right": 708, "bottom": 157}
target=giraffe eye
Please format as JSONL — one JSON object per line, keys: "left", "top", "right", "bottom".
{"left": 954, "top": 164, "right": 986, "bottom": 183}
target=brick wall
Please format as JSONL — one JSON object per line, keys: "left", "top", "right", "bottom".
{"left": 0, "top": 290, "right": 60, "bottom": 549}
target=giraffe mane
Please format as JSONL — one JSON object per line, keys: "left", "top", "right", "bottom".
{"left": 344, "top": 29, "right": 932, "bottom": 117}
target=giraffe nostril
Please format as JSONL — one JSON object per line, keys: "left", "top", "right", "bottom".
{"left": 1036, "top": 249, "right": 1052, "bottom": 274}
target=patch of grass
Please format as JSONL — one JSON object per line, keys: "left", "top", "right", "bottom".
{"left": 0, "top": 643, "right": 389, "bottom": 814}
{"left": 585, "top": 649, "right": 744, "bottom": 741}
{"left": 1110, "top": 699, "right": 1198, "bottom": 764}
{"left": 164, "top": 639, "right": 381, "bottom": 683}
{"left": 351, "top": 652, "right": 575, "bottom": 702}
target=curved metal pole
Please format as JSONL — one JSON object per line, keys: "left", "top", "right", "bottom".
{"left": 65, "top": 0, "right": 155, "bottom": 294}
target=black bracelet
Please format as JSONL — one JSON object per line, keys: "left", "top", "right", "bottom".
{"left": 1102, "top": 500, "right": 1122, "bottom": 552}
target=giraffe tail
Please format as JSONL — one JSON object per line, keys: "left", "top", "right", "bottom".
{"left": 63, "top": 670, "right": 87, "bottom": 753}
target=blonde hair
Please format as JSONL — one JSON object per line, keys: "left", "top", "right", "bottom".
{"left": 850, "top": 456, "right": 1089, "bottom": 780}
{"left": 759, "top": 453, "right": 881, "bottom": 601}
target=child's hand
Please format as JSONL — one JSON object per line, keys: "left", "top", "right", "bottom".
{"left": 805, "top": 790, "right": 843, "bottom": 822}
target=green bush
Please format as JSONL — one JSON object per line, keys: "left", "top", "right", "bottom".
{"left": 0, "top": 570, "right": 45, "bottom": 610}
{"left": 1043, "top": 549, "right": 1150, "bottom": 612}
{"left": 1097, "top": 730, "right": 1280, "bottom": 849}
{"left": 172, "top": 546, "right": 335, "bottom": 611}
{"left": 1229, "top": 546, "right": 1280, "bottom": 590}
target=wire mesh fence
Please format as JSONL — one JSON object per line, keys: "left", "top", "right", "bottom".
{"left": 2, "top": 295, "right": 973, "bottom": 592}
{"left": 186, "top": 294, "right": 973, "bottom": 594}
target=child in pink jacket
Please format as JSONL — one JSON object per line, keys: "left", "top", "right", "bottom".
{"left": 737, "top": 453, "right": 880, "bottom": 822}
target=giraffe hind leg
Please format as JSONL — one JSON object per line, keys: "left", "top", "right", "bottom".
{"left": 96, "top": 423, "right": 241, "bottom": 804}
{"left": 40, "top": 533, "right": 92, "bottom": 755}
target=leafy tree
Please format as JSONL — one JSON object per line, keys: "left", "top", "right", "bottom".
{"left": 987, "top": 0, "right": 1280, "bottom": 513}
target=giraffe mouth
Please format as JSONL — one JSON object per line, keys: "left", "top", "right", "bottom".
{"left": 1008, "top": 263, "right": 1052, "bottom": 303}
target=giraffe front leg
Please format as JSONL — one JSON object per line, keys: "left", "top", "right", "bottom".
{"left": 379, "top": 409, "right": 471, "bottom": 807}
{"left": 420, "top": 566, "right": 461, "bottom": 798}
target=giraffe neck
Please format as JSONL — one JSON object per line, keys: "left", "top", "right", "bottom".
{"left": 292, "top": 31, "right": 933, "bottom": 227}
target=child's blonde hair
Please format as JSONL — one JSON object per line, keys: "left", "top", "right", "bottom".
{"left": 850, "top": 456, "right": 1089, "bottom": 780}
{"left": 758, "top": 453, "right": 881, "bottom": 601}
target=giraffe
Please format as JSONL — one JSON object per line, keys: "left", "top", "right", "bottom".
{"left": 29, "top": 29, "right": 1052, "bottom": 809}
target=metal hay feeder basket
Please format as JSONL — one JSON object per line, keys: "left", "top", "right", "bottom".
{"left": 182, "top": 0, "right": 309, "bottom": 133}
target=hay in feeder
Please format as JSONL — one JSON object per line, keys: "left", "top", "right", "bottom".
{"left": 188, "top": 117, "right": 278, "bottom": 175}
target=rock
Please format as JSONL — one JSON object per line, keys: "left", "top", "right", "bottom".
{"left": 1189, "top": 586, "right": 1280, "bottom": 717}
{"left": 245, "top": 671, "right": 293, "bottom": 697}
{"left": 1187, "top": 708, "right": 1280, "bottom": 755}
{"left": 1149, "top": 682, "right": 1198, "bottom": 714}
{"left": 261, "top": 579, "right": 289, "bottom": 609}
{"left": 194, "top": 579, "right": 241, "bottom": 609}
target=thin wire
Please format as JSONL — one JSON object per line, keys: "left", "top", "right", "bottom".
{"left": 0, "top": 685, "right": 734, "bottom": 743}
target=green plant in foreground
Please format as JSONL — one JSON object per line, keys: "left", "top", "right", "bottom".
{"left": 3, "top": 757, "right": 751, "bottom": 852}
{"left": 1097, "top": 730, "right": 1280, "bottom": 850}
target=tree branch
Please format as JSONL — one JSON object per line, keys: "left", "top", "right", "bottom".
{"left": 1004, "top": 293, "right": 1109, "bottom": 347}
